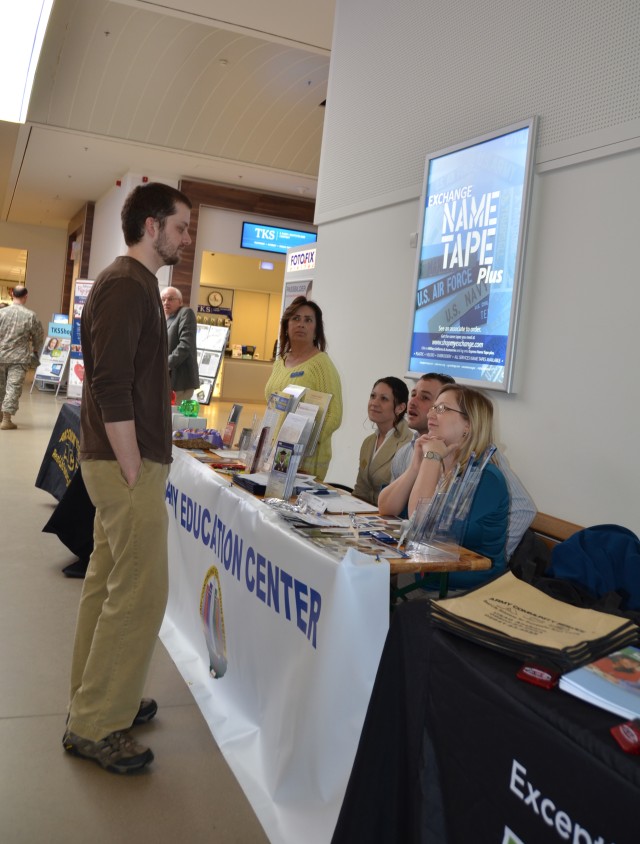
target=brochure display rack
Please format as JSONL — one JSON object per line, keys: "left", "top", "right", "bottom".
{"left": 237, "top": 384, "right": 332, "bottom": 497}
{"left": 194, "top": 322, "right": 229, "bottom": 405}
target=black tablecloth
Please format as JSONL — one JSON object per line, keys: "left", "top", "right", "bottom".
{"left": 332, "top": 599, "right": 640, "bottom": 844}
{"left": 36, "top": 401, "right": 94, "bottom": 570}
{"left": 35, "top": 401, "right": 82, "bottom": 501}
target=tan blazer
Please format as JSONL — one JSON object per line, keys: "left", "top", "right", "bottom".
{"left": 352, "top": 419, "right": 413, "bottom": 506}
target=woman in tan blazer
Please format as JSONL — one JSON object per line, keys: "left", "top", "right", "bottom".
{"left": 353, "top": 377, "right": 412, "bottom": 506}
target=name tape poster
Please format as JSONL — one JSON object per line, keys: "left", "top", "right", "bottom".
{"left": 409, "top": 123, "right": 535, "bottom": 389}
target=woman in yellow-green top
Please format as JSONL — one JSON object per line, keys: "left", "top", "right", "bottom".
{"left": 265, "top": 296, "right": 343, "bottom": 481}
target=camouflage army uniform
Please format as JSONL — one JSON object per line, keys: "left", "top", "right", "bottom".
{"left": 0, "top": 303, "right": 44, "bottom": 415}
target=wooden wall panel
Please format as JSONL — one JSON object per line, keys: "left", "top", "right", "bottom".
{"left": 61, "top": 202, "right": 94, "bottom": 315}
{"left": 174, "top": 179, "right": 315, "bottom": 306}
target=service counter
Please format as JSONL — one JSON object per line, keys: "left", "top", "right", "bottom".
{"left": 218, "top": 356, "right": 273, "bottom": 403}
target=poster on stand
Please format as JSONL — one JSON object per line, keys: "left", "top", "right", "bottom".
{"left": 194, "top": 323, "right": 228, "bottom": 400}
{"left": 197, "top": 350, "right": 222, "bottom": 379}
{"left": 283, "top": 277, "right": 313, "bottom": 310}
{"left": 407, "top": 118, "right": 537, "bottom": 392}
{"left": 274, "top": 243, "right": 318, "bottom": 358}
{"left": 34, "top": 322, "right": 72, "bottom": 384}
{"left": 283, "top": 242, "right": 316, "bottom": 308}
{"left": 67, "top": 279, "right": 94, "bottom": 399}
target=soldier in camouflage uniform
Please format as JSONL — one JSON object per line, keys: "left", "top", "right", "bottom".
{"left": 0, "top": 286, "right": 44, "bottom": 429}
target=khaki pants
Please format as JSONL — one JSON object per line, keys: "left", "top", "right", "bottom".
{"left": 0, "top": 363, "right": 28, "bottom": 414}
{"left": 68, "top": 458, "right": 169, "bottom": 741}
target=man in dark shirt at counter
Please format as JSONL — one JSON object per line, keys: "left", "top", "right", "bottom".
{"left": 63, "top": 182, "right": 192, "bottom": 774}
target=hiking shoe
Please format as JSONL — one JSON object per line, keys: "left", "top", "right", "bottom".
{"left": 65, "top": 698, "right": 158, "bottom": 729}
{"left": 62, "top": 729, "right": 154, "bottom": 774}
{"left": 132, "top": 698, "right": 158, "bottom": 726}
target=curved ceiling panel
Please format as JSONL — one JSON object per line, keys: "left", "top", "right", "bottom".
{"left": 29, "top": 0, "right": 329, "bottom": 177}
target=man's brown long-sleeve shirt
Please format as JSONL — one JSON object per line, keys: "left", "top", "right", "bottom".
{"left": 79, "top": 256, "right": 172, "bottom": 464}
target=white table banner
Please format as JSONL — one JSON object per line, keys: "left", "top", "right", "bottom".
{"left": 160, "top": 448, "right": 390, "bottom": 844}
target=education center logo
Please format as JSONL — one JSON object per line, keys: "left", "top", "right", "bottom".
{"left": 200, "top": 566, "right": 228, "bottom": 678}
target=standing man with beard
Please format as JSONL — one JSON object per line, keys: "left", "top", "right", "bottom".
{"left": 63, "top": 182, "right": 192, "bottom": 773}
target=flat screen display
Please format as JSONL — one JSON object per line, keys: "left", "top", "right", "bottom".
{"left": 407, "top": 118, "right": 538, "bottom": 392}
{"left": 241, "top": 222, "right": 316, "bottom": 254}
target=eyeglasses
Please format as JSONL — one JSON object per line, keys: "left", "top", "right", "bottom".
{"left": 429, "top": 403, "right": 467, "bottom": 416}
{"left": 162, "top": 297, "right": 180, "bottom": 302}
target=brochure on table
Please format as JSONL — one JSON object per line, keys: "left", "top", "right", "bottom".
{"left": 264, "top": 441, "right": 305, "bottom": 499}
{"left": 559, "top": 646, "right": 640, "bottom": 720}
{"left": 429, "top": 572, "right": 639, "bottom": 671}
{"left": 222, "top": 403, "right": 243, "bottom": 447}
{"left": 248, "top": 387, "right": 327, "bottom": 474}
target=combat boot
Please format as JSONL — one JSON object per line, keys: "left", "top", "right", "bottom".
{"left": 1, "top": 412, "right": 17, "bottom": 430}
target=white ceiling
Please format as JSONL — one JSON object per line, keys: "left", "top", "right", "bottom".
{"left": 0, "top": 0, "right": 334, "bottom": 276}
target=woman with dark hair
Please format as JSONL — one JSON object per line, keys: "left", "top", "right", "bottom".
{"left": 352, "top": 377, "right": 412, "bottom": 506}
{"left": 379, "top": 383, "right": 509, "bottom": 588}
{"left": 265, "top": 296, "right": 342, "bottom": 480}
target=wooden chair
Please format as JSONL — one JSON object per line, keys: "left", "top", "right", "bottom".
{"left": 530, "top": 512, "right": 584, "bottom": 550}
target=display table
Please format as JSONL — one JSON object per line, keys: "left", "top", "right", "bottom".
{"left": 160, "top": 448, "right": 391, "bottom": 844}
{"left": 34, "top": 416, "right": 495, "bottom": 842}
{"left": 332, "top": 600, "right": 640, "bottom": 844}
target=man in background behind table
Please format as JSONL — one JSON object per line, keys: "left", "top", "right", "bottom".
{"left": 161, "top": 286, "right": 200, "bottom": 405}
{"left": 378, "top": 372, "right": 536, "bottom": 560}
{"left": 63, "top": 182, "right": 192, "bottom": 774}
{"left": 0, "top": 285, "right": 44, "bottom": 430}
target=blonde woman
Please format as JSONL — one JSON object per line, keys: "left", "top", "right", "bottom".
{"left": 380, "top": 383, "right": 509, "bottom": 588}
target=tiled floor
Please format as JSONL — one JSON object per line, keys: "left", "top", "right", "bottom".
{"left": 0, "top": 382, "right": 269, "bottom": 843}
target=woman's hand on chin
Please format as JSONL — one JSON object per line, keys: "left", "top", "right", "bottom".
{"left": 422, "top": 435, "right": 454, "bottom": 460}
{"left": 412, "top": 433, "right": 430, "bottom": 467}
